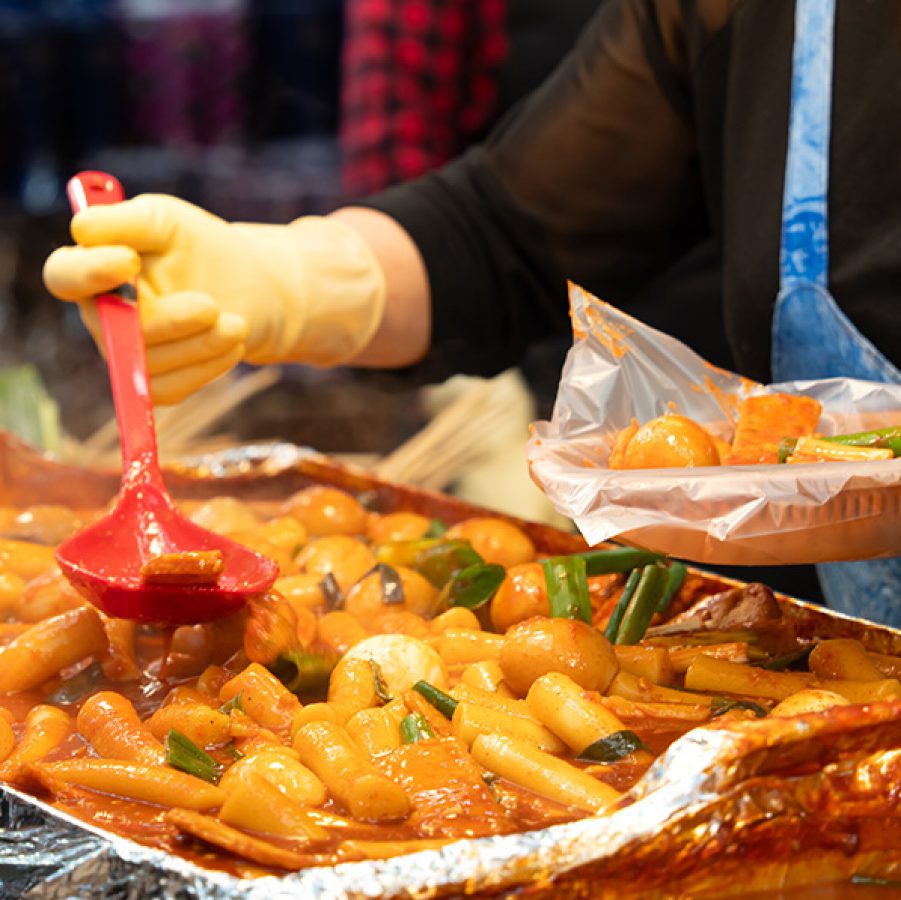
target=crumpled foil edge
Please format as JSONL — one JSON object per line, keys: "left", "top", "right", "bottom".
{"left": 1, "top": 728, "right": 747, "bottom": 899}
{"left": 5, "top": 716, "right": 884, "bottom": 900}
{"left": 0, "top": 752, "right": 718, "bottom": 900}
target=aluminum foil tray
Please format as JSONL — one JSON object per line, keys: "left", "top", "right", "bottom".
{"left": 1, "top": 434, "right": 900, "bottom": 899}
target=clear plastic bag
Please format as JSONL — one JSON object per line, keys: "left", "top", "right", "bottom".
{"left": 528, "top": 285, "right": 901, "bottom": 565}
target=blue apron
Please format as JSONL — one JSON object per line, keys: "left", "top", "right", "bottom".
{"left": 773, "top": 0, "right": 901, "bottom": 625}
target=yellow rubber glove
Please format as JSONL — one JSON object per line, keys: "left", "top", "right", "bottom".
{"left": 43, "top": 195, "right": 386, "bottom": 403}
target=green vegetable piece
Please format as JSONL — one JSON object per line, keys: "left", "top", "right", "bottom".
{"left": 165, "top": 729, "right": 222, "bottom": 784}
{"left": 412, "top": 680, "right": 458, "bottom": 719}
{"left": 414, "top": 540, "right": 484, "bottom": 588}
{"left": 223, "top": 743, "right": 244, "bottom": 761}
{"left": 272, "top": 650, "right": 338, "bottom": 695}
{"left": 779, "top": 426, "right": 901, "bottom": 461}
{"left": 777, "top": 437, "right": 798, "bottom": 464}
{"left": 615, "top": 564, "right": 670, "bottom": 645}
{"left": 542, "top": 555, "right": 591, "bottom": 624}
{"left": 218, "top": 690, "right": 244, "bottom": 715}
{"left": 370, "top": 659, "right": 392, "bottom": 703}
{"left": 710, "top": 697, "right": 767, "bottom": 718}
{"left": 400, "top": 712, "right": 435, "bottom": 744}
{"left": 577, "top": 729, "right": 648, "bottom": 763}
{"left": 443, "top": 562, "right": 506, "bottom": 610}
{"left": 656, "top": 561, "right": 687, "bottom": 614}
{"left": 604, "top": 568, "right": 641, "bottom": 643}
{"left": 376, "top": 537, "right": 486, "bottom": 592}
{"left": 760, "top": 644, "right": 815, "bottom": 671}
{"left": 0, "top": 364, "right": 62, "bottom": 453}
{"left": 823, "top": 425, "right": 901, "bottom": 454}
{"left": 376, "top": 539, "right": 438, "bottom": 569}
{"left": 575, "top": 546, "right": 664, "bottom": 577}
{"left": 423, "top": 519, "right": 448, "bottom": 538}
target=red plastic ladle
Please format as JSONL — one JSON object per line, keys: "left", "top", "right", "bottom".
{"left": 55, "top": 171, "right": 278, "bottom": 624}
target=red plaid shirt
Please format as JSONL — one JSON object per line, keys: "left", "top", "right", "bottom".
{"left": 340, "top": 0, "right": 508, "bottom": 198}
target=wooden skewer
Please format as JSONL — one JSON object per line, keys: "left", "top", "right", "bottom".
{"left": 72, "top": 363, "right": 526, "bottom": 497}
{"left": 374, "top": 372, "right": 524, "bottom": 489}
{"left": 157, "top": 368, "right": 280, "bottom": 455}
{"left": 72, "top": 368, "right": 281, "bottom": 468}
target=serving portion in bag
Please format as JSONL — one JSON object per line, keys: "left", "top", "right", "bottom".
{"left": 531, "top": 286, "right": 901, "bottom": 561}
{"left": 610, "top": 393, "right": 900, "bottom": 470}
{"left": 0, "top": 487, "right": 900, "bottom": 880}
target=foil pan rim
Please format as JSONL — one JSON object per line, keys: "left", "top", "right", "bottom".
{"left": 169, "top": 442, "right": 323, "bottom": 478}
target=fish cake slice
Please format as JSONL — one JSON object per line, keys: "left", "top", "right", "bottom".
{"left": 727, "top": 394, "right": 822, "bottom": 465}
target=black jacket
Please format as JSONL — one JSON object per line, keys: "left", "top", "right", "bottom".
{"left": 364, "top": 0, "right": 901, "bottom": 384}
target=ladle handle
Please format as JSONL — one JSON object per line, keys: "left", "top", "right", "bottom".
{"left": 67, "top": 172, "right": 162, "bottom": 484}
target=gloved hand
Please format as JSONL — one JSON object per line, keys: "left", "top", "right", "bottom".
{"left": 43, "top": 195, "right": 386, "bottom": 403}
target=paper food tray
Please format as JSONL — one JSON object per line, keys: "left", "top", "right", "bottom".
{"left": 528, "top": 284, "right": 901, "bottom": 565}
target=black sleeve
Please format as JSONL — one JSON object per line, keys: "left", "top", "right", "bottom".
{"left": 362, "top": 0, "right": 709, "bottom": 381}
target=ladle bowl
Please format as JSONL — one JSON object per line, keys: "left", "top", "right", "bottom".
{"left": 55, "top": 171, "right": 278, "bottom": 624}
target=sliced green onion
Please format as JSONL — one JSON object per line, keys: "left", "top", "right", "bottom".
{"left": 656, "top": 561, "right": 687, "bottom": 614}
{"left": 615, "top": 564, "right": 670, "bottom": 645}
{"left": 604, "top": 568, "right": 641, "bottom": 643}
{"left": 759, "top": 645, "right": 815, "bottom": 671}
{"left": 414, "top": 540, "right": 484, "bottom": 588}
{"left": 780, "top": 426, "right": 901, "bottom": 462}
{"left": 412, "top": 680, "right": 458, "bottom": 719}
{"left": 710, "top": 697, "right": 767, "bottom": 718}
{"left": 542, "top": 555, "right": 591, "bottom": 624}
{"left": 574, "top": 546, "right": 664, "bottom": 577}
{"left": 777, "top": 437, "right": 798, "bottom": 464}
{"left": 830, "top": 426, "right": 901, "bottom": 456}
{"left": 218, "top": 690, "right": 244, "bottom": 715}
{"left": 272, "top": 650, "right": 338, "bottom": 695}
{"left": 400, "top": 712, "right": 435, "bottom": 744}
{"left": 369, "top": 659, "right": 392, "bottom": 703}
{"left": 577, "top": 730, "right": 648, "bottom": 763}
{"left": 165, "top": 729, "right": 222, "bottom": 783}
{"left": 423, "top": 519, "right": 448, "bottom": 538}
{"left": 781, "top": 436, "right": 894, "bottom": 463}
{"left": 319, "top": 572, "right": 345, "bottom": 610}
{"left": 223, "top": 743, "right": 244, "bottom": 761}
{"left": 818, "top": 425, "right": 901, "bottom": 453}
{"left": 444, "top": 562, "right": 506, "bottom": 610}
